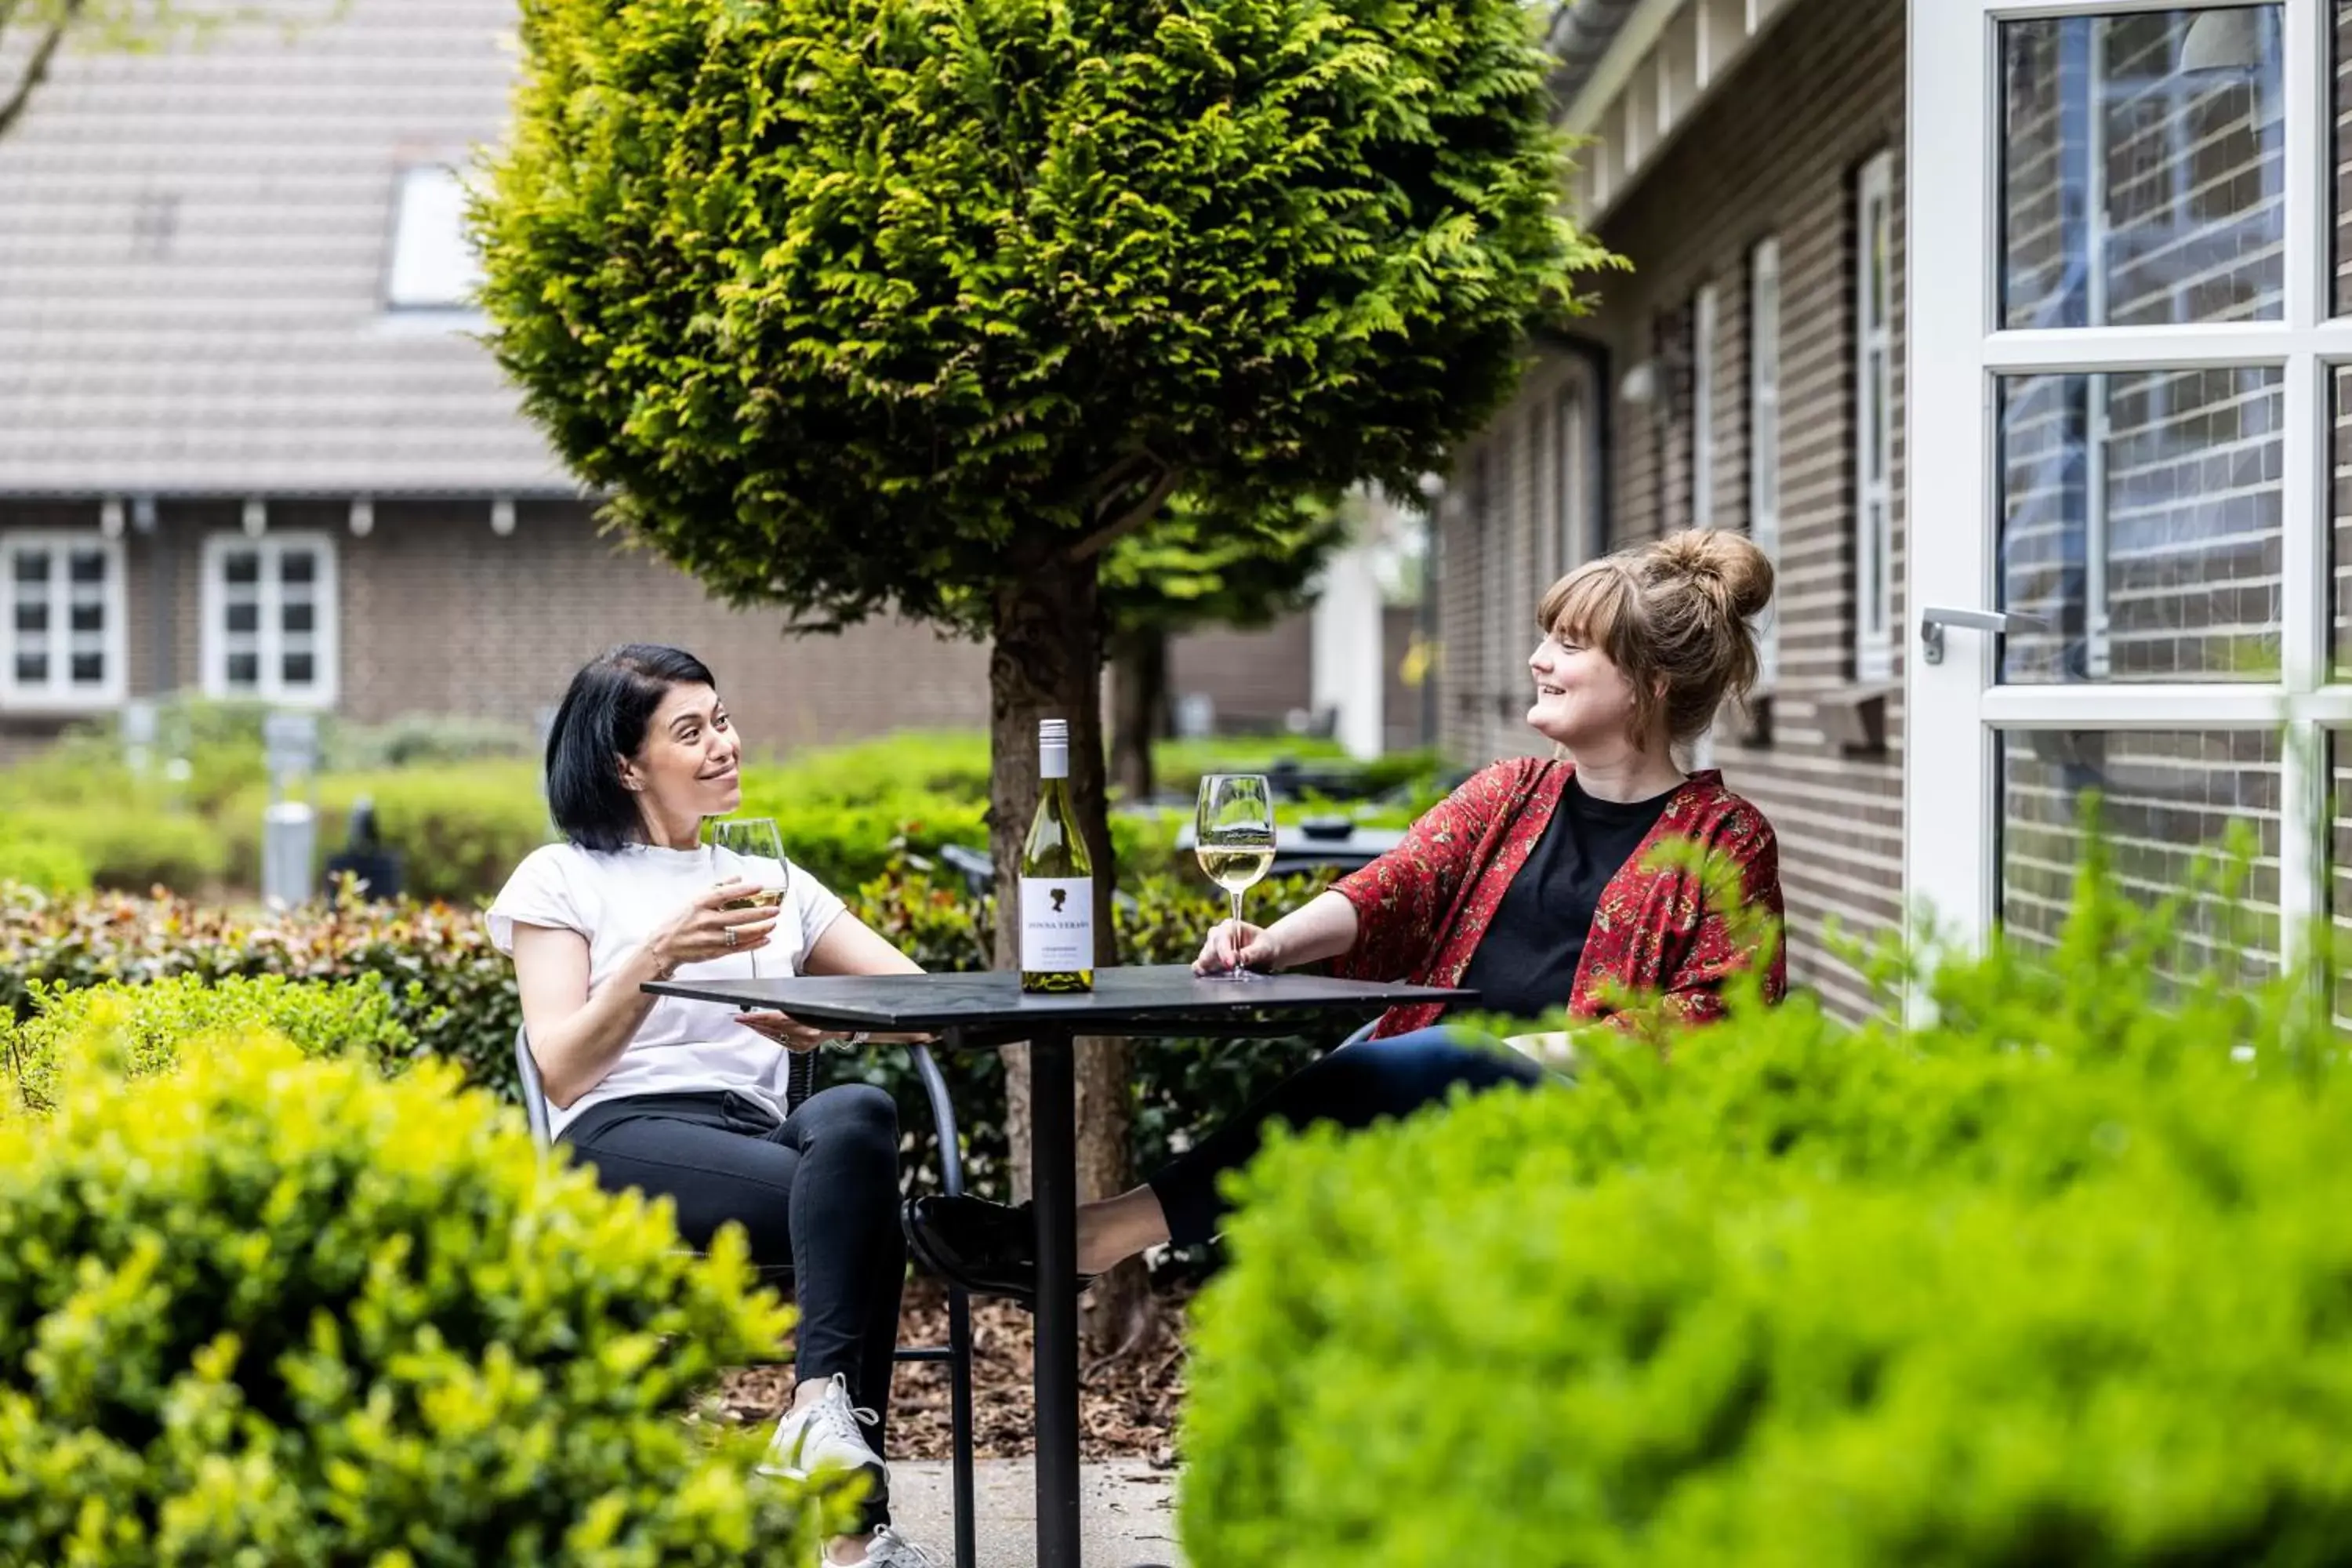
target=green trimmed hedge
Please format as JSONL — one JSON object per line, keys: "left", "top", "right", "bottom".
{"left": 0, "top": 1033, "right": 841, "bottom": 1563}
{"left": 1, "top": 974, "right": 415, "bottom": 1114}
{"left": 2, "top": 805, "right": 227, "bottom": 894}
{"left": 1178, "top": 852, "right": 2352, "bottom": 1565}
{"left": 0, "top": 835, "right": 88, "bottom": 895}
{"left": 0, "top": 885, "right": 517, "bottom": 1097}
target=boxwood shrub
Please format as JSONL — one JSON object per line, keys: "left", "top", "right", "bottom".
{"left": 0, "top": 1034, "right": 842, "bottom": 1565}
{"left": 1, "top": 974, "right": 415, "bottom": 1115}
{"left": 1179, "top": 862, "right": 2352, "bottom": 1566}
{"left": 0, "top": 884, "right": 518, "bottom": 1098}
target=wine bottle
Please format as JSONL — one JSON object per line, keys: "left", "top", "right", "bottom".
{"left": 1020, "top": 717, "right": 1094, "bottom": 993}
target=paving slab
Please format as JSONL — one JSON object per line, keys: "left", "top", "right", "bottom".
{"left": 887, "top": 1459, "right": 1185, "bottom": 1568}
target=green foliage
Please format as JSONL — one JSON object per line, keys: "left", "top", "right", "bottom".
{"left": 0, "top": 695, "right": 274, "bottom": 817}
{"left": 476, "top": 0, "right": 1608, "bottom": 632}
{"left": 0, "top": 1035, "right": 842, "bottom": 1565}
{"left": 0, "top": 834, "right": 89, "bottom": 895}
{"left": 1, "top": 804, "right": 228, "bottom": 894}
{"left": 1179, "top": 855, "right": 2352, "bottom": 1566}
{"left": 0, "top": 885, "right": 520, "bottom": 1100}
{"left": 1, "top": 974, "right": 416, "bottom": 1116}
{"left": 1101, "top": 489, "right": 1350, "bottom": 636}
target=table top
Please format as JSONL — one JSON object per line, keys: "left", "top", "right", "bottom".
{"left": 644, "top": 964, "right": 1469, "bottom": 1042}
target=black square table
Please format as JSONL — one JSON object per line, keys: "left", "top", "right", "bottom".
{"left": 646, "top": 963, "right": 1471, "bottom": 1567}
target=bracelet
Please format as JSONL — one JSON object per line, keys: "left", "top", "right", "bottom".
{"left": 844, "top": 1030, "right": 870, "bottom": 1047}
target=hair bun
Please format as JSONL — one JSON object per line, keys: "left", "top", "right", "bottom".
{"left": 1653, "top": 529, "right": 1774, "bottom": 622}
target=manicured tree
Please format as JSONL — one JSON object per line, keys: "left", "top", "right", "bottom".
{"left": 475, "top": 0, "right": 1610, "bottom": 1342}
{"left": 1101, "top": 489, "right": 1350, "bottom": 801}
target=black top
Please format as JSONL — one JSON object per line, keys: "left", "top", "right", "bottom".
{"left": 1455, "top": 775, "right": 1676, "bottom": 1021}
{"left": 641, "top": 964, "right": 1472, "bottom": 1048}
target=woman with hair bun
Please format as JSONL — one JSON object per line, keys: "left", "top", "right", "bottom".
{"left": 907, "top": 531, "right": 1788, "bottom": 1302}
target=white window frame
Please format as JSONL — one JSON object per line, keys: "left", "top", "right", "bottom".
{"left": 1749, "top": 237, "right": 1784, "bottom": 688}
{"left": 1855, "top": 151, "right": 1897, "bottom": 681}
{"left": 1907, "top": 0, "right": 2327, "bottom": 1006}
{"left": 1475, "top": 445, "right": 1508, "bottom": 729}
{"left": 1, "top": 530, "right": 127, "bottom": 711}
{"left": 201, "top": 531, "right": 340, "bottom": 707}
{"left": 1692, "top": 281, "right": 1719, "bottom": 530}
{"left": 1556, "top": 379, "right": 1591, "bottom": 579}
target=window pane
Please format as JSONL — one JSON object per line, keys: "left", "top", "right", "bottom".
{"left": 227, "top": 652, "right": 260, "bottom": 688}
{"left": 223, "top": 552, "right": 260, "bottom": 586}
{"left": 13, "top": 551, "right": 48, "bottom": 584}
{"left": 2330, "top": 367, "right": 2352, "bottom": 676}
{"left": 69, "top": 604, "right": 101, "bottom": 633}
{"left": 226, "top": 603, "right": 260, "bottom": 635}
{"left": 2331, "top": 731, "right": 2352, "bottom": 1026}
{"left": 283, "top": 602, "right": 315, "bottom": 634}
{"left": 2002, "top": 9, "right": 2284, "bottom": 328}
{"left": 67, "top": 550, "right": 105, "bottom": 585}
{"left": 2335, "top": 3, "right": 2352, "bottom": 316}
{"left": 13, "top": 603, "right": 45, "bottom": 633}
{"left": 279, "top": 550, "right": 316, "bottom": 586}
{"left": 14, "top": 654, "right": 45, "bottom": 684}
{"left": 1998, "top": 366, "right": 2281, "bottom": 683}
{"left": 283, "top": 652, "right": 315, "bottom": 686}
{"left": 1867, "top": 198, "right": 1889, "bottom": 327}
{"left": 2002, "top": 728, "right": 2281, "bottom": 983}
{"left": 70, "top": 653, "right": 102, "bottom": 684}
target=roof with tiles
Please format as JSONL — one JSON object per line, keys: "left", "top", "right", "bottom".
{"left": 0, "top": 0, "right": 574, "bottom": 498}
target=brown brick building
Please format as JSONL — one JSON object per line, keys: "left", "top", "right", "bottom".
{"left": 0, "top": 0, "right": 1344, "bottom": 765}
{"left": 1439, "top": 0, "right": 2346, "bottom": 1018}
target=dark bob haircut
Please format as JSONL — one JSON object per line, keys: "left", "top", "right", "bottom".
{"left": 545, "top": 644, "right": 718, "bottom": 852}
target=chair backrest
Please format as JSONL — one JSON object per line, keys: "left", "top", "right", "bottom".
{"left": 515, "top": 1024, "right": 554, "bottom": 1151}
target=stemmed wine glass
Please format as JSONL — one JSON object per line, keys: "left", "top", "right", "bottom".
{"left": 709, "top": 816, "right": 789, "bottom": 978}
{"left": 1196, "top": 774, "right": 1276, "bottom": 981}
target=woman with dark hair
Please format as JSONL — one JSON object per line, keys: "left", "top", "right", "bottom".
{"left": 488, "top": 644, "right": 935, "bottom": 1568}
{"left": 906, "top": 530, "right": 1787, "bottom": 1302}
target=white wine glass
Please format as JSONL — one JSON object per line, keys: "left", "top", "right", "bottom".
{"left": 709, "top": 816, "right": 789, "bottom": 978}
{"left": 1196, "top": 773, "right": 1276, "bottom": 982}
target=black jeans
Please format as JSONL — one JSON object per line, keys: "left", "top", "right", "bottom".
{"left": 1146, "top": 1028, "right": 1547, "bottom": 1248}
{"left": 561, "top": 1083, "right": 906, "bottom": 1520}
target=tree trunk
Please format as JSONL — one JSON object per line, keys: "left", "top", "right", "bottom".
{"left": 989, "top": 557, "right": 1149, "bottom": 1356}
{"left": 1107, "top": 624, "right": 1170, "bottom": 803}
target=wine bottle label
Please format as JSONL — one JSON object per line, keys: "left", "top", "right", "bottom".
{"left": 1019, "top": 877, "right": 1094, "bottom": 971}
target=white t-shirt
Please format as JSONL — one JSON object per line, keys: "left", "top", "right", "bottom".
{"left": 486, "top": 840, "right": 848, "bottom": 1138}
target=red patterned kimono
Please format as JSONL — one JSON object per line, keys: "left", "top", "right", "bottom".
{"left": 1329, "top": 757, "right": 1785, "bottom": 1037}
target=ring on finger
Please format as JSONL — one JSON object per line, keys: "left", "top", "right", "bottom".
{"left": 725, "top": 927, "right": 738, "bottom": 948}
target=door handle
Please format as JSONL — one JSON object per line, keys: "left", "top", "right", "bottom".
{"left": 1918, "top": 605, "right": 2044, "bottom": 665}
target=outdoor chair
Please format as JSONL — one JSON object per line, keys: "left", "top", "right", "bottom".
{"left": 514, "top": 1026, "right": 978, "bottom": 1566}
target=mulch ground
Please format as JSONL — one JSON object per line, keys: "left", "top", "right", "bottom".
{"left": 713, "top": 1277, "right": 1192, "bottom": 1466}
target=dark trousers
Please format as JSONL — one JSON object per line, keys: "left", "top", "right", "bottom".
{"left": 1146, "top": 1027, "right": 1546, "bottom": 1248}
{"left": 561, "top": 1083, "right": 906, "bottom": 1519}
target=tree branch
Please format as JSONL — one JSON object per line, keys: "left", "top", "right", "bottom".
{"left": 1074, "top": 450, "right": 1152, "bottom": 514}
{"left": 0, "top": 0, "right": 85, "bottom": 144}
{"left": 1067, "top": 463, "right": 1185, "bottom": 564}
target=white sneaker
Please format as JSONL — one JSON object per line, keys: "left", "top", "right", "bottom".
{"left": 821, "top": 1525, "right": 941, "bottom": 1566}
{"left": 760, "top": 1374, "right": 885, "bottom": 1486}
